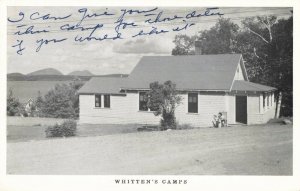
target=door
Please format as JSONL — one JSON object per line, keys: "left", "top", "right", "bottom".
{"left": 236, "top": 96, "right": 247, "bottom": 124}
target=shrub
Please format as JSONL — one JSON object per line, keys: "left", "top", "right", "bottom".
{"left": 7, "top": 89, "right": 22, "bottom": 116}
{"left": 160, "top": 111, "right": 177, "bottom": 130}
{"left": 45, "top": 119, "right": 77, "bottom": 138}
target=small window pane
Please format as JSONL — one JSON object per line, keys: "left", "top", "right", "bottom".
{"left": 104, "top": 95, "right": 110, "bottom": 108}
{"left": 139, "top": 92, "right": 148, "bottom": 111}
{"left": 193, "top": 97, "right": 197, "bottom": 103}
{"left": 188, "top": 93, "right": 198, "bottom": 113}
{"left": 95, "top": 95, "right": 101, "bottom": 108}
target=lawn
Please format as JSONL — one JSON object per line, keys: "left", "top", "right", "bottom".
{"left": 7, "top": 117, "right": 141, "bottom": 142}
{"left": 7, "top": 123, "right": 292, "bottom": 175}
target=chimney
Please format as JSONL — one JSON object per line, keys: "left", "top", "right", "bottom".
{"left": 195, "top": 41, "right": 202, "bottom": 55}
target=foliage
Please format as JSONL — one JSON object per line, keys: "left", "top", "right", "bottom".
{"left": 45, "top": 119, "right": 77, "bottom": 137}
{"left": 197, "top": 18, "right": 240, "bottom": 54}
{"left": 147, "top": 81, "right": 182, "bottom": 130}
{"left": 37, "top": 78, "right": 84, "bottom": 118}
{"left": 7, "top": 89, "right": 22, "bottom": 116}
{"left": 172, "top": 15, "right": 293, "bottom": 116}
{"left": 172, "top": 34, "right": 197, "bottom": 55}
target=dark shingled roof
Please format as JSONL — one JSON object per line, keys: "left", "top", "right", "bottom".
{"left": 232, "top": 80, "right": 276, "bottom": 92}
{"left": 78, "top": 77, "right": 127, "bottom": 94}
{"left": 122, "top": 54, "right": 242, "bottom": 91}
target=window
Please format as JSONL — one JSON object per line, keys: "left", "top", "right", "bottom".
{"left": 267, "top": 94, "right": 270, "bottom": 107}
{"left": 139, "top": 92, "right": 148, "bottom": 111}
{"left": 95, "top": 95, "right": 101, "bottom": 107}
{"left": 104, "top": 95, "right": 110, "bottom": 108}
{"left": 188, "top": 93, "right": 198, "bottom": 113}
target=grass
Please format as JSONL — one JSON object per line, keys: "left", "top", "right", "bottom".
{"left": 7, "top": 122, "right": 292, "bottom": 175}
{"left": 7, "top": 117, "right": 142, "bottom": 142}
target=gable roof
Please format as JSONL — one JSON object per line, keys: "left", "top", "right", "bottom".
{"left": 78, "top": 77, "right": 127, "bottom": 94}
{"left": 78, "top": 54, "right": 276, "bottom": 94}
{"left": 232, "top": 80, "right": 276, "bottom": 92}
{"left": 121, "top": 54, "right": 243, "bottom": 91}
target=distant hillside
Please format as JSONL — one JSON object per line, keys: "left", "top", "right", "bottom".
{"left": 7, "top": 70, "right": 129, "bottom": 81}
{"left": 7, "top": 75, "right": 92, "bottom": 81}
{"left": 8, "top": 73, "right": 24, "bottom": 77}
{"left": 7, "top": 73, "right": 26, "bottom": 81}
{"left": 68, "top": 70, "right": 94, "bottom": 76}
{"left": 27, "top": 68, "right": 63, "bottom": 76}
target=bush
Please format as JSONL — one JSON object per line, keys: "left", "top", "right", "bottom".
{"left": 45, "top": 119, "right": 77, "bottom": 138}
{"left": 7, "top": 89, "right": 22, "bottom": 116}
{"left": 160, "top": 112, "right": 177, "bottom": 130}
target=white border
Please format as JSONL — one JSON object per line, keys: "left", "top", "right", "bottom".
{"left": 1, "top": 1, "right": 299, "bottom": 191}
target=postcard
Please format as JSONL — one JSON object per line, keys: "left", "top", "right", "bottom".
{"left": 1, "top": 1, "right": 299, "bottom": 191}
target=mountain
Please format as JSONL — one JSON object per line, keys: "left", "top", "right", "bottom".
{"left": 27, "top": 68, "right": 63, "bottom": 76}
{"left": 7, "top": 72, "right": 24, "bottom": 77}
{"left": 7, "top": 73, "right": 26, "bottom": 81}
{"left": 68, "top": 70, "right": 94, "bottom": 76}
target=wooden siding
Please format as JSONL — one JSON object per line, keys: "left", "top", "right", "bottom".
{"left": 175, "top": 92, "right": 227, "bottom": 127}
{"left": 80, "top": 92, "right": 232, "bottom": 127}
{"left": 79, "top": 91, "right": 275, "bottom": 126}
{"left": 247, "top": 93, "right": 276, "bottom": 124}
{"left": 233, "top": 61, "right": 245, "bottom": 80}
{"left": 79, "top": 93, "right": 160, "bottom": 125}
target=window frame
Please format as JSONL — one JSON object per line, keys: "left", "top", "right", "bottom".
{"left": 139, "top": 92, "right": 148, "bottom": 111}
{"left": 188, "top": 93, "right": 198, "bottom": 113}
{"left": 95, "top": 94, "right": 101, "bottom": 108}
{"left": 104, "top": 95, "right": 110, "bottom": 108}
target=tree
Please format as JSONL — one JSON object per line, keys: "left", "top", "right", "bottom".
{"left": 69, "top": 78, "right": 85, "bottom": 117}
{"left": 7, "top": 89, "right": 22, "bottom": 116}
{"left": 147, "top": 81, "right": 182, "bottom": 130}
{"left": 37, "top": 78, "right": 85, "bottom": 119}
{"left": 41, "top": 83, "right": 78, "bottom": 118}
{"left": 34, "top": 91, "right": 44, "bottom": 117}
{"left": 197, "top": 18, "right": 240, "bottom": 54}
{"left": 172, "top": 18, "right": 239, "bottom": 56}
{"left": 240, "top": 16, "right": 293, "bottom": 116}
{"left": 172, "top": 34, "right": 197, "bottom": 55}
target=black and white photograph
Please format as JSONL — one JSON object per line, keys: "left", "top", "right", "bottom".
{"left": 1, "top": 1, "right": 299, "bottom": 191}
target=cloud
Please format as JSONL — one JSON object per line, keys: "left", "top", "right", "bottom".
{"left": 113, "top": 37, "right": 173, "bottom": 54}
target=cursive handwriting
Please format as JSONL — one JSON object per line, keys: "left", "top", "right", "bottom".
{"left": 8, "top": 7, "right": 224, "bottom": 55}
{"left": 36, "top": 38, "right": 67, "bottom": 52}
{"left": 14, "top": 25, "right": 49, "bottom": 35}
{"left": 114, "top": 7, "right": 158, "bottom": 34}
{"left": 185, "top": 7, "right": 224, "bottom": 19}
{"left": 145, "top": 11, "right": 184, "bottom": 24}
{"left": 76, "top": 8, "right": 114, "bottom": 26}
{"left": 12, "top": 40, "right": 25, "bottom": 55}
{"left": 8, "top": 11, "right": 72, "bottom": 23}
{"left": 132, "top": 27, "right": 169, "bottom": 37}
{"left": 30, "top": 12, "right": 72, "bottom": 21}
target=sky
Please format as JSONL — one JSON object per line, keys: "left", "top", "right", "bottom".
{"left": 7, "top": 7, "right": 292, "bottom": 75}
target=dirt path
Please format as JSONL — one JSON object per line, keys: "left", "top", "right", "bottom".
{"left": 7, "top": 124, "right": 292, "bottom": 175}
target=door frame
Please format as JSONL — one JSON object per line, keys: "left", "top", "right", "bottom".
{"left": 235, "top": 95, "right": 247, "bottom": 124}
